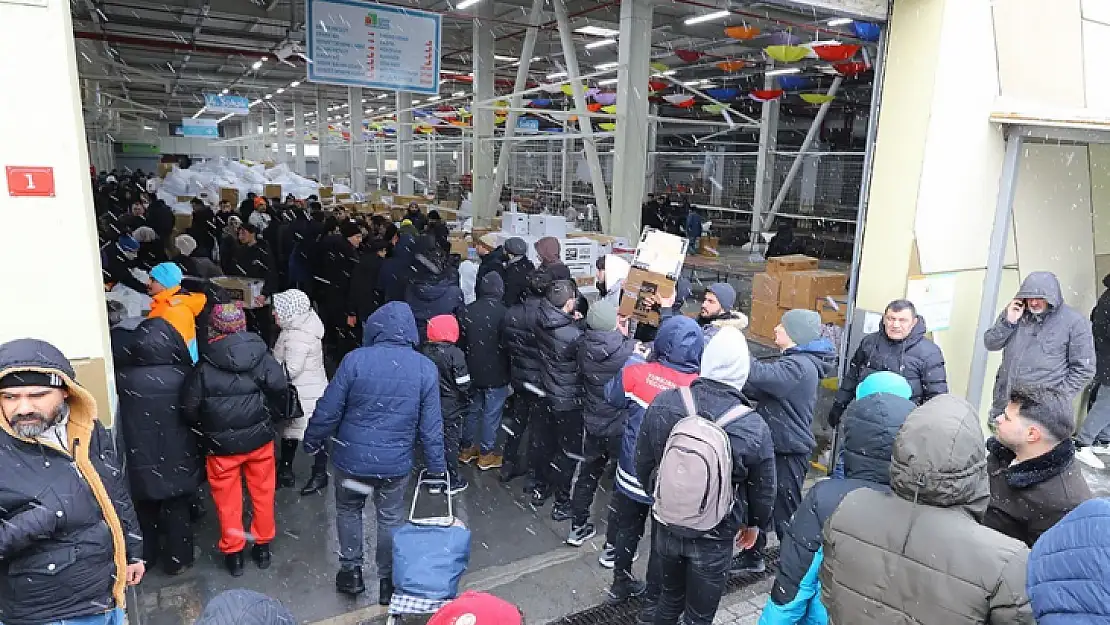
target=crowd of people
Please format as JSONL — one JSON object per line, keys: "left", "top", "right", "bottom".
{"left": 2, "top": 175, "right": 1109, "bottom": 625}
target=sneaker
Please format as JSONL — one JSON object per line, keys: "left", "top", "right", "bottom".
{"left": 598, "top": 543, "right": 639, "bottom": 569}
{"left": 1076, "top": 446, "right": 1106, "bottom": 470}
{"left": 1091, "top": 444, "right": 1110, "bottom": 456}
{"left": 551, "top": 500, "right": 573, "bottom": 522}
{"left": 459, "top": 446, "right": 480, "bottom": 464}
{"left": 478, "top": 452, "right": 504, "bottom": 471}
{"left": 566, "top": 522, "right": 597, "bottom": 547}
{"left": 336, "top": 567, "right": 366, "bottom": 596}
{"left": 530, "top": 485, "right": 551, "bottom": 507}
{"left": 606, "top": 573, "right": 647, "bottom": 605}
{"left": 729, "top": 551, "right": 766, "bottom": 576}
{"left": 446, "top": 474, "right": 469, "bottom": 495}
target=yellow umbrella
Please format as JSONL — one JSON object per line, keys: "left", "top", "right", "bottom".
{"left": 800, "top": 93, "right": 836, "bottom": 104}
{"left": 495, "top": 115, "right": 507, "bottom": 125}
{"left": 601, "top": 105, "right": 617, "bottom": 114}
{"left": 765, "top": 45, "right": 809, "bottom": 63}
{"left": 650, "top": 62, "right": 670, "bottom": 72}
{"left": 702, "top": 104, "right": 725, "bottom": 114}
{"left": 599, "top": 122, "right": 616, "bottom": 131}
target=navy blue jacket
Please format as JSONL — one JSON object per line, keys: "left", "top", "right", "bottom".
{"left": 769, "top": 393, "right": 913, "bottom": 609}
{"left": 745, "top": 338, "right": 837, "bottom": 456}
{"left": 1028, "top": 498, "right": 1110, "bottom": 624}
{"left": 304, "top": 301, "right": 446, "bottom": 478}
{"left": 405, "top": 257, "right": 465, "bottom": 341}
{"left": 578, "top": 329, "right": 636, "bottom": 438}
{"left": 379, "top": 235, "right": 416, "bottom": 303}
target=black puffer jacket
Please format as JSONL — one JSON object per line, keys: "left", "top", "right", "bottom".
{"left": 502, "top": 255, "right": 535, "bottom": 307}
{"left": 830, "top": 316, "right": 948, "bottom": 425}
{"left": 502, "top": 296, "right": 544, "bottom": 392}
{"left": 404, "top": 244, "right": 465, "bottom": 341}
{"left": 421, "top": 342, "right": 471, "bottom": 421}
{"left": 0, "top": 339, "right": 142, "bottom": 625}
{"left": 111, "top": 318, "right": 202, "bottom": 501}
{"left": 578, "top": 329, "right": 635, "bottom": 437}
{"left": 1092, "top": 274, "right": 1110, "bottom": 385}
{"left": 535, "top": 300, "right": 585, "bottom": 412}
{"left": 182, "top": 332, "right": 287, "bottom": 456}
{"left": 769, "top": 393, "right": 912, "bottom": 608}
{"left": 461, "top": 274, "right": 511, "bottom": 389}
{"left": 314, "top": 234, "right": 360, "bottom": 327}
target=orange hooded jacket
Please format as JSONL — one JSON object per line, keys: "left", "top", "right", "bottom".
{"left": 148, "top": 285, "right": 207, "bottom": 362}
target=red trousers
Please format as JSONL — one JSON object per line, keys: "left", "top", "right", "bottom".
{"left": 207, "top": 441, "right": 276, "bottom": 554}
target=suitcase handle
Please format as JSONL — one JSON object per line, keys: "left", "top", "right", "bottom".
{"left": 408, "top": 469, "right": 456, "bottom": 527}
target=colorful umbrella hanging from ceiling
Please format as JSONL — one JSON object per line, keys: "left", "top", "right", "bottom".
{"left": 599, "top": 122, "right": 616, "bottom": 131}
{"left": 767, "top": 32, "right": 803, "bottom": 46}
{"left": 777, "top": 76, "right": 810, "bottom": 90}
{"left": 601, "top": 104, "right": 617, "bottom": 114}
{"left": 539, "top": 83, "right": 564, "bottom": 94}
{"left": 800, "top": 93, "right": 836, "bottom": 105}
{"left": 528, "top": 98, "right": 552, "bottom": 108}
{"left": 650, "top": 62, "right": 670, "bottom": 72}
{"left": 663, "top": 94, "right": 695, "bottom": 106}
{"left": 594, "top": 92, "right": 617, "bottom": 105}
{"left": 648, "top": 79, "right": 669, "bottom": 92}
{"left": 853, "top": 22, "right": 881, "bottom": 42}
{"left": 724, "top": 25, "right": 760, "bottom": 40}
{"left": 675, "top": 50, "right": 703, "bottom": 63}
{"left": 750, "top": 89, "right": 784, "bottom": 102}
{"left": 705, "top": 87, "right": 740, "bottom": 100}
{"left": 716, "top": 60, "right": 747, "bottom": 72}
{"left": 587, "top": 102, "right": 603, "bottom": 112}
{"left": 813, "top": 44, "right": 861, "bottom": 62}
{"left": 765, "top": 45, "right": 809, "bottom": 63}
{"left": 703, "top": 104, "right": 725, "bottom": 114}
{"left": 833, "top": 61, "right": 870, "bottom": 77}
{"left": 676, "top": 99, "right": 696, "bottom": 109}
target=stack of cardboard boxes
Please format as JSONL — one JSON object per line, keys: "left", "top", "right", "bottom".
{"left": 749, "top": 255, "right": 847, "bottom": 342}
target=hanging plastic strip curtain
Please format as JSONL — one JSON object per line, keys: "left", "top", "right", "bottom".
{"left": 594, "top": 92, "right": 617, "bottom": 105}
{"left": 705, "top": 87, "right": 740, "bottom": 100}
{"left": 765, "top": 45, "right": 809, "bottom": 63}
{"left": 675, "top": 50, "right": 703, "bottom": 63}
{"left": 853, "top": 22, "right": 881, "bottom": 42}
{"left": 777, "top": 76, "right": 810, "bottom": 90}
{"left": 813, "top": 44, "right": 861, "bottom": 62}
{"left": 800, "top": 93, "right": 836, "bottom": 104}
{"left": 724, "top": 25, "right": 760, "bottom": 40}
{"left": 716, "top": 60, "right": 747, "bottom": 72}
{"left": 750, "top": 89, "right": 784, "bottom": 102}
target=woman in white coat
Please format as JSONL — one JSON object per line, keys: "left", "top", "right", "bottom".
{"left": 272, "top": 289, "right": 331, "bottom": 495}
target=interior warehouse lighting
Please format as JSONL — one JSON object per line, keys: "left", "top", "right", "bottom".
{"left": 264, "top": 94, "right": 274, "bottom": 99}
{"left": 576, "top": 26, "right": 619, "bottom": 37}
{"left": 290, "top": 81, "right": 301, "bottom": 87}
{"left": 684, "top": 10, "right": 730, "bottom": 25}
{"left": 456, "top": 0, "right": 481, "bottom": 9}
{"left": 585, "top": 39, "right": 617, "bottom": 49}
{"left": 547, "top": 71, "right": 568, "bottom": 79}
{"left": 827, "top": 17, "right": 853, "bottom": 26}
{"left": 191, "top": 106, "right": 207, "bottom": 119}
{"left": 251, "top": 60, "right": 263, "bottom": 70}
{"left": 275, "top": 88, "right": 285, "bottom": 94}
{"left": 221, "top": 88, "right": 229, "bottom": 95}
{"left": 595, "top": 62, "right": 618, "bottom": 70}
{"left": 453, "top": 91, "right": 466, "bottom": 97}
{"left": 494, "top": 55, "right": 518, "bottom": 62}
{"left": 765, "top": 67, "right": 802, "bottom": 77}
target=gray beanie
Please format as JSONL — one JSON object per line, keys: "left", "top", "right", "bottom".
{"left": 547, "top": 280, "right": 576, "bottom": 308}
{"left": 781, "top": 309, "right": 822, "bottom": 346}
{"left": 586, "top": 300, "right": 619, "bottom": 331}
{"left": 504, "top": 237, "right": 528, "bottom": 257}
{"left": 708, "top": 283, "right": 737, "bottom": 310}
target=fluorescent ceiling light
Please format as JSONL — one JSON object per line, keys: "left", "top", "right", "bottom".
{"left": 143, "top": 125, "right": 154, "bottom": 131}
{"left": 585, "top": 39, "right": 617, "bottom": 49}
{"left": 413, "top": 99, "right": 422, "bottom": 104}
{"left": 595, "top": 62, "right": 618, "bottom": 70}
{"left": 290, "top": 81, "right": 301, "bottom": 87}
{"left": 260, "top": 56, "right": 268, "bottom": 62}
{"left": 377, "top": 93, "right": 388, "bottom": 99}
{"left": 599, "top": 78, "right": 618, "bottom": 86}
{"left": 684, "top": 10, "right": 730, "bottom": 25}
{"left": 249, "top": 99, "right": 262, "bottom": 108}
{"left": 264, "top": 94, "right": 274, "bottom": 99}
{"left": 191, "top": 106, "right": 207, "bottom": 118}
{"left": 682, "top": 80, "right": 701, "bottom": 86}
{"left": 576, "top": 26, "right": 619, "bottom": 37}
{"left": 276, "top": 88, "right": 285, "bottom": 94}
{"left": 457, "top": 0, "right": 481, "bottom": 9}
{"left": 221, "top": 88, "right": 229, "bottom": 95}
{"left": 453, "top": 91, "right": 466, "bottom": 97}
{"left": 378, "top": 106, "right": 388, "bottom": 111}
{"left": 251, "top": 60, "right": 263, "bottom": 70}
{"left": 286, "top": 116, "right": 294, "bottom": 122}
{"left": 494, "top": 55, "right": 518, "bottom": 62}
{"left": 827, "top": 17, "right": 853, "bottom": 26}
{"left": 765, "top": 67, "right": 801, "bottom": 76}
{"left": 547, "top": 71, "right": 568, "bottom": 79}
{"left": 428, "top": 96, "right": 440, "bottom": 101}
{"left": 654, "top": 69, "right": 677, "bottom": 76}
{"left": 217, "top": 114, "right": 234, "bottom": 123}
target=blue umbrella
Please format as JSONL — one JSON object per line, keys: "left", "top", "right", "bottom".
{"left": 853, "top": 22, "right": 881, "bottom": 42}
{"left": 705, "top": 87, "right": 740, "bottom": 100}
{"left": 777, "top": 76, "right": 810, "bottom": 90}
{"left": 529, "top": 98, "right": 552, "bottom": 108}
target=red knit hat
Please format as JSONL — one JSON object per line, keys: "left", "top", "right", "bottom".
{"left": 426, "top": 314, "right": 460, "bottom": 344}
{"left": 427, "top": 592, "right": 521, "bottom": 625}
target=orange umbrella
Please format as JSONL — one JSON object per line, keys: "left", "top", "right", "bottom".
{"left": 724, "top": 25, "right": 760, "bottom": 40}
{"left": 716, "top": 60, "right": 747, "bottom": 72}
{"left": 587, "top": 102, "right": 603, "bottom": 112}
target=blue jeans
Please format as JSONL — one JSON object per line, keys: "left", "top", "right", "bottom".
{"left": 334, "top": 471, "right": 409, "bottom": 579}
{"left": 464, "top": 385, "right": 510, "bottom": 453}
{"left": 43, "top": 608, "right": 125, "bottom": 625}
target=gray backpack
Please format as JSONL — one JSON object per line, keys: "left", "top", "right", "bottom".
{"left": 651, "top": 386, "right": 751, "bottom": 532}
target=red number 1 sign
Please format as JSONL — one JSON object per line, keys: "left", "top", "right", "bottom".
{"left": 6, "top": 166, "right": 56, "bottom": 198}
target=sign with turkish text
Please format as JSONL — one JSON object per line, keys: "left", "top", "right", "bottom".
{"left": 181, "top": 118, "right": 219, "bottom": 138}
{"left": 6, "top": 166, "right": 55, "bottom": 197}
{"left": 306, "top": 0, "right": 441, "bottom": 95}
{"left": 204, "top": 94, "right": 251, "bottom": 115}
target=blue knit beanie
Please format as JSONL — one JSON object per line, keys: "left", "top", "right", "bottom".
{"left": 856, "top": 371, "right": 912, "bottom": 400}
{"left": 150, "top": 262, "right": 183, "bottom": 289}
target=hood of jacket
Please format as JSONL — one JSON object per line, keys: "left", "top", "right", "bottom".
{"left": 535, "top": 236, "right": 561, "bottom": 265}
{"left": 1016, "top": 271, "right": 1064, "bottom": 310}
{"left": 653, "top": 316, "right": 704, "bottom": 373}
{"left": 889, "top": 394, "right": 990, "bottom": 515}
{"left": 842, "top": 393, "right": 915, "bottom": 484}
{"left": 478, "top": 271, "right": 505, "bottom": 299}
{"left": 427, "top": 314, "right": 460, "bottom": 344}
{"left": 111, "top": 317, "right": 191, "bottom": 368}
{"left": 281, "top": 309, "right": 326, "bottom": 341}
{"left": 408, "top": 276, "right": 455, "bottom": 303}
{"left": 583, "top": 328, "right": 630, "bottom": 362}
{"left": 701, "top": 326, "right": 750, "bottom": 393}
{"left": 364, "top": 301, "right": 419, "bottom": 348}
{"left": 195, "top": 590, "right": 295, "bottom": 625}
{"left": 787, "top": 337, "right": 838, "bottom": 377}
{"left": 202, "top": 331, "right": 269, "bottom": 373}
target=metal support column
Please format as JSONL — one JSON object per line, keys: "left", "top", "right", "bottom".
{"left": 472, "top": 0, "right": 496, "bottom": 222}
{"left": 397, "top": 91, "right": 414, "bottom": 196}
{"left": 553, "top": 0, "right": 611, "bottom": 229}
{"left": 259, "top": 107, "right": 269, "bottom": 160}
{"left": 762, "top": 76, "right": 843, "bottom": 230}
{"left": 427, "top": 136, "right": 437, "bottom": 192}
{"left": 609, "top": 0, "right": 653, "bottom": 238}
{"left": 489, "top": 0, "right": 544, "bottom": 210}
{"left": 966, "top": 132, "right": 1022, "bottom": 407}
{"left": 275, "top": 106, "right": 288, "bottom": 166}
{"left": 293, "top": 99, "right": 306, "bottom": 174}
{"left": 375, "top": 139, "right": 385, "bottom": 190}
{"left": 646, "top": 103, "right": 659, "bottom": 196}
{"left": 750, "top": 64, "right": 780, "bottom": 258}
{"left": 560, "top": 115, "right": 571, "bottom": 205}
{"left": 710, "top": 147, "right": 726, "bottom": 206}
{"left": 316, "top": 89, "right": 328, "bottom": 181}
{"left": 348, "top": 87, "right": 365, "bottom": 192}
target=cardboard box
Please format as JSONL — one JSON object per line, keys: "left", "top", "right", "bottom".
{"left": 263, "top": 183, "right": 282, "bottom": 199}
{"left": 766, "top": 254, "right": 819, "bottom": 278}
{"left": 219, "top": 187, "right": 240, "bottom": 206}
{"left": 619, "top": 267, "right": 676, "bottom": 327}
{"left": 176, "top": 195, "right": 194, "bottom": 204}
{"left": 752, "top": 273, "right": 780, "bottom": 303}
{"left": 697, "top": 236, "right": 720, "bottom": 257}
{"left": 449, "top": 236, "right": 469, "bottom": 257}
{"left": 158, "top": 162, "right": 175, "bottom": 178}
{"left": 816, "top": 296, "right": 848, "bottom": 326}
{"left": 780, "top": 270, "right": 847, "bottom": 309}
{"left": 528, "top": 214, "right": 567, "bottom": 239}
{"left": 211, "top": 276, "right": 266, "bottom": 308}
{"left": 749, "top": 299, "right": 790, "bottom": 340}
{"left": 319, "top": 186, "right": 334, "bottom": 199}
{"left": 72, "top": 357, "right": 114, "bottom": 427}
{"left": 172, "top": 213, "right": 193, "bottom": 237}
{"left": 505, "top": 213, "right": 529, "bottom": 236}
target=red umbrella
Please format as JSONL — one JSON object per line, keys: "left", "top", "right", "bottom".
{"left": 833, "top": 61, "right": 870, "bottom": 77}
{"left": 814, "top": 44, "right": 861, "bottom": 62}
{"left": 649, "top": 79, "right": 669, "bottom": 92}
{"left": 675, "top": 49, "right": 703, "bottom": 63}
{"left": 750, "top": 89, "right": 784, "bottom": 102}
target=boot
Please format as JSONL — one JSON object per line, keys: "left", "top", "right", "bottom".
{"left": 378, "top": 577, "right": 394, "bottom": 606}
{"left": 225, "top": 551, "right": 245, "bottom": 577}
{"left": 252, "top": 543, "right": 272, "bottom": 569}
{"left": 336, "top": 567, "right": 366, "bottom": 595}
{"left": 606, "top": 571, "right": 647, "bottom": 605}
{"left": 301, "top": 449, "right": 330, "bottom": 495}
{"left": 277, "top": 439, "right": 298, "bottom": 489}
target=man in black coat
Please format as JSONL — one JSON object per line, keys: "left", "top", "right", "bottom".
{"left": 534, "top": 280, "right": 586, "bottom": 518}
{"left": 500, "top": 269, "right": 551, "bottom": 485}
{"left": 348, "top": 238, "right": 390, "bottom": 327}
{"left": 228, "top": 224, "right": 280, "bottom": 345}
{"left": 0, "top": 339, "right": 145, "bottom": 625}
{"left": 567, "top": 300, "right": 635, "bottom": 547}
{"left": 459, "top": 273, "right": 512, "bottom": 470}
{"left": 985, "top": 385, "right": 1092, "bottom": 547}
{"left": 146, "top": 198, "right": 176, "bottom": 245}
{"left": 102, "top": 234, "right": 148, "bottom": 292}
{"left": 501, "top": 237, "right": 535, "bottom": 307}
{"left": 475, "top": 233, "right": 508, "bottom": 284}
{"left": 1077, "top": 272, "right": 1110, "bottom": 462}
{"left": 315, "top": 221, "right": 363, "bottom": 365}
{"left": 829, "top": 299, "right": 949, "bottom": 426}
{"left": 111, "top": 317, "right": 202, "bottom": 574}
{"left": 404, "top": 235, "right": 466, "bottom": 341}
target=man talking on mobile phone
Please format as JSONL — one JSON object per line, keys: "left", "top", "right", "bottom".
{"left": 984, "top": 271, "right": 1095, "bottom": 420}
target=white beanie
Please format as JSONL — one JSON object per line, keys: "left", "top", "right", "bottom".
{"left": 174, "top": 234, "right": 198, "bottom": 257}
{"left": 132, "top": 226, "right": 157, "bottom": 243}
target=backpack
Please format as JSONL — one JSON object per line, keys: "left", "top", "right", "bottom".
{"left": 651, "top": 385, "right": 751, "bottom": 532}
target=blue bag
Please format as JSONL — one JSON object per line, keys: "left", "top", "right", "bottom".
{"left": 391, "top": 471, "right": 471, "bottom": 601}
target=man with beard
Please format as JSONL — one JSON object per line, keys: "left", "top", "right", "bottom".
{"left": 0, "top": 339, "right": 144, "bottom": 625}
